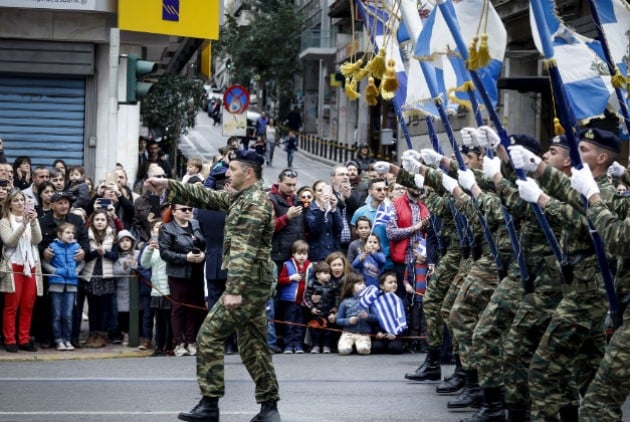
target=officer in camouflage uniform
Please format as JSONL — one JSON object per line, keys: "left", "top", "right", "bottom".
{"left": 512, "top": 128, "right": 619, "bottom": 421}
{"left": 146, "top": 149, "right": 280, "bottom": 422}
{"left": 568, "top": 139, "right": 630, "bottom": 421}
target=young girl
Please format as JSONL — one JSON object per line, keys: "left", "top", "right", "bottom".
{"left": 45, "top": 223, "right": 84, "bottom": 351}
{"left": 371, "top": 272, "right": 405, "bottom": 354}
{"left": 113, "top": 230, "right": 139, "bottom": 346}
{"left": 334, "top": 272, "right": 377, "bottom": 355}
{"left": 346, "top": 216, "right": 371, "bottom": 264}
{"left": 351, "top": 233, "right": 385, "bottom": 288}
{"left": 303, "top": 261, "right": 340, "bottom": 354}
{"left": 80, "top": 209, "right": 119, "bottom": 348}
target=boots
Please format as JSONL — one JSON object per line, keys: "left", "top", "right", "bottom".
{"left": 178, "top": 397, "right": 219, "bottom": 422}
{"left": 558, "top": 405, "right": 578, "bottom": 422}
{"left": 249, "top": 400, "right": 281, "bottom": 422}
{"left": 460, "top": 387, "right": 505, "bottom": 421}
{"left": 85, "top": 332, "right": 104, "bottom": 348}
{"left": 437, "top": 354, "right": 466, "bottom": 394}
{"left": 404, "top": 346, "right": 441, "bottom": 381}
{"left": 447, "top": 369, "right": 483, "bottom": 411}
{"left": 506, "top": 407, "right": 529, "bottom": 422}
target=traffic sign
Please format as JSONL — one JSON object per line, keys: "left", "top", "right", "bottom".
{"left": 223, "top": 85, "right": 250, "bottom": 114}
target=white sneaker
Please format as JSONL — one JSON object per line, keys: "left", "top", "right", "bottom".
{"left": 56, "top": 341, "right": 67, "bottom": 351}
{"left": 64, "top": 341, "right": 75, "bottom": 351}
{"left": 186, "top": 343, "right": 197, "bottom": 356}
{"left": 174, "top": 343, "right": 189, "bottom": 357}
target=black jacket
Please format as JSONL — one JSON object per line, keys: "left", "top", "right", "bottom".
{"left": 158, "top": 219, "right": 206, "bottom": 279}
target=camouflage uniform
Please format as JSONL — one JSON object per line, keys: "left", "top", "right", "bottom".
{"left": 528, "top": 166, "right": 615, "bottom": 420}
{"left": 168, "top": 180, "right": 280, "bottom": 403}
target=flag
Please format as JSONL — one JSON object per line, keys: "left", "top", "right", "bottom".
{"left": 373, "top": 202, "right": 394, "bottom": 227}
{"left": 359, "top": 285, "right": 408, "bottom": 335}
{"left": 596, "top": 0, "right": 630, "bottom": 77}
{"left": 530, "top": 0, "right": 617, "bottom": 122}
{"left": 414, "top": 0, "right": 507, "bottom": 109}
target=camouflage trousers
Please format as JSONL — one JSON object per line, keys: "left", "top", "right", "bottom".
{"left": 580, "top": 304, "right": 630, "bottom": 421}
{"left": 448, "top": 254, "right": 499, "bottom": 370}
{"left": 196, "top": 294, "right": 280, "bottom": 403}
{"left": 423, "top": 248, "right": 462, "bottom": 347}
{"left": 440, "top": 257, "right": 473, "bottom": 354}
{"left": 529, "top": 286, "right": 607, "bottom": 421}
{"left": 473, "top": 267, "right": 522, "bottom": 388}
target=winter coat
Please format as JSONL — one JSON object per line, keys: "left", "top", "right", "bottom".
{"left": 158, "top": 219, "right": 205, "bottom": 279}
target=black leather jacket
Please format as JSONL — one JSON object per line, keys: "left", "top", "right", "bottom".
{"left": 158, "top": 219, "right": 206, "bottom": 279}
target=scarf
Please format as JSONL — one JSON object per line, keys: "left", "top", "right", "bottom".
{"left": 8, "top": 213, "right": 36, "bottom": 276}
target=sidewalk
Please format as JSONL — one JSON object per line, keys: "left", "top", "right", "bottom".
{"left": 0, "top": 342, "right": 153, "bottom": 362}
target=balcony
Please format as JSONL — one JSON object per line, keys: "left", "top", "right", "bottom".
{"left": 299, "top": 31, "right": 336, "bottom": 60}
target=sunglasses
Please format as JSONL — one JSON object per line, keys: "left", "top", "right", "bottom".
{"left": 373, "top": 187, "right": 386, "bottom": 192}
{"left": 174, "top": 207, "right": 193, "bottom": 212}
{"left": 281, "top": 169, "right": 298, "bottom": 178}
{"left": 301, "top": 194, "right": 312, "bottom": 199}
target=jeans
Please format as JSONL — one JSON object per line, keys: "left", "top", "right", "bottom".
{"left": 281, "top": 301, "right": 304, "bottom": 349}
{"left": 71, "top": 281, "right": 86, "bottom": 341}
{"left": 266, "top": 298, "right": 278, "bottom": 347}
{"left": 287, "top": 149, "right": 295, "bottom": 168}
{"left": 51, "top": 291, "right": 75, "bottom": 342}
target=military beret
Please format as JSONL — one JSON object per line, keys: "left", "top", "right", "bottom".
{"left": 232, "top": 149, "right": 265, "bottom": 167}
{"left": 509, "top": 134, "right": 541, "bottom": 156}
{"left": 550, "top": 135, "right": 570, "bottom": 150}
{"left": 578, "top": 127, "right": 620, "bottom": 153}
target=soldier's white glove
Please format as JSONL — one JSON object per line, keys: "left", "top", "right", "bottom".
{"left": 414, "top": 174, "right": 425, "bottom": 188}
{"left": 607, "top": 161, "right": 626, "bottom": 178}
{"left": 421, "top": 149, "right": 443, "bottom": 167}
{"left": 460, "top": 127, "right": 479, "bottom": 147}
{"left": 373, "top": 161, "right": 390, "bottom": 175}
{"left": 401, "top": 149, "right": 422, "bottom": 162}
{"left": 571, "top": 164, "right": 600, "bottom": 200}
{"left": 441, "top": 174, "right": 459, "bottom": 194}
{"left": 483, "top": 156, "right": 502, "bottom": 179}
{"left": 477, "top": 125, "right": 501, "bottom": 148}
{"left": 516, "top": 177, "right": 543, "bottom": 203}
{"left": 508, "top": 145, "right": 541, "bottom": 173}
{"left": 458, "top": 169, "right": 477, "bottom": 191}
{"left": 401, "top": 157, "right": 422, "bottom": 174}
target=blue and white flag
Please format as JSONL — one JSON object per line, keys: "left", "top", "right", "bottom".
{"left": 359, "top": 285, "right": 408, "bottom": 335}
{"left": 596, "top": 0, "right": 630, "bottom": 78}
{"left": 530, "top": 0, "right": 617, "bottom": 122}
{"left": 373, "top": 201, "right": 394, "bottom": 227}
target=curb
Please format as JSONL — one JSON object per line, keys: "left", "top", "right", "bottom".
{"left": 0, "top": 348, "right": 153, "bottom": 362}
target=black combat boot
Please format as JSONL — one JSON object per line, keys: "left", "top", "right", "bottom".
{"left": 436, "top": 353, "right": 466, "bottom": 394}
{"left": 558, "top": 405, "right": 578, "bottom": 422}
{"left": 250, "top": 400, "right": 281, "bottom": 422}
{"left": 404, "top": 346, "right": 441, "bottom": 381}
{"left": 460, "top": 387, "right": 506, "bottom": 421}
{"left": 178, "top": 397, "right": 219, "bottom": 422}
{"left": 447, "top": 369, "right": 483, "bottom": 411}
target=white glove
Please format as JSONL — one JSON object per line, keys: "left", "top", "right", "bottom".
{"left": 483, "top": 156, "right": 502, "bottom": 179}
{"left": 571, "top": 164, "right": 600, "bottom": 200}
{"left": 457, "top": 169, "right": 477, "bottom": 191}
{"left": 607, "top": 161, "right": 626, "bottom": 178}
{"left": 421, "top": 149, "right": 443, "bottom": 167}
{"left": 508, "top": 145, "right": 541, "bottom": 173}
{"left": 401, "top": 157, "right": 422, "bottom": 174}
{"left": 460, "top": 127, "right": 479, "bottom": 147}
{"left": 516, "top": 177, "right": 543, "bottom": 203}
{"left": 373, "top": 161, "right": 390, "bottom": 175}
{"left": 414, "top": 174, "right": 425, "bottom": 188}
{"left": 441, "top": 174, "right": 459, "bottom": 194}
{"left": 401, "top": 149, "right": 422, "bottom": 162}
{"left": 477, "top": 125, "right": 501, "bottom": 148}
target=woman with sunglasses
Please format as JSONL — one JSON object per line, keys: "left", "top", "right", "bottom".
{"left": 305, "top": 180, "right": 343, "bottom": 262}
{"left": 159, "top": 203, "right": 206, "bottom": 357}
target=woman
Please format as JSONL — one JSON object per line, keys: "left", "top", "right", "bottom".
{"left": 297, "top": 186, "right": 314, "bottom": 209}
{"left": 159, "top": 204, "right": 206, "bottom": 357}
{"left": 52, "top": 159, "right": 69, "bottom": 185}
{"left": 265, "top": 118, "right": 277, "bottom": 167}
{"left": 0, "top": 189, "right": 43, "bottom": 352}
{"left": 36, "top": 181, "right": 56, "bottom": 218}
{"left": 12, "top": 156, "right": 32, "bottom": 191}
{"left": 304, "top": 180, "right": 343, "bottom": 262}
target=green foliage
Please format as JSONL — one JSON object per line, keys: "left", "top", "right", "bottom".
{"left": 140, "top": 74, "right": 205, "bottom": 140}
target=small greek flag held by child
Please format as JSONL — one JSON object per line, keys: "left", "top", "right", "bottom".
{"left": 373, "top": 202, "right": 394, "bottom": 228}
{"left": 359, "top": 285, "right": 408, "bottom": 335}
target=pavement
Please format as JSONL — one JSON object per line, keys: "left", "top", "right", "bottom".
{"left": 0, "top": 341, "right": 154, "bottom": 362}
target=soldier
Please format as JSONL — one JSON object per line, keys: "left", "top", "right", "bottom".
{"left": 145, "top": 149, "right": 281, "bottom": 422}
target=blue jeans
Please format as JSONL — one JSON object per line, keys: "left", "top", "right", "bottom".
{"left": 51, "top": 291, "right": 76, "bottom": 342}
{"left": 266, "top": 298, "right": 277, "bottom": 347}
{"left": 287, "top": 149, "right": 295, "bottom": 168}
{"left": 281, "top": 301, "right": 304, "bottom": 349}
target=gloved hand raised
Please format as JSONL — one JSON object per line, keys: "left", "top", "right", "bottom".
{"left": 457, "top": 169, "right": 477, "bottom": 191}
{"left": 441, "top": 174, "right": 459, "bottom": 195}
{"left": 401, "top": 149, "right": 422, "bottom": 162}
{"left": 421, "top": 149, "right": 443, "bottom": 167}
{"left": 414, "top": 174, "right": 425, "bottom": 188}
{"left": 401, "top": 157, "right": 422, "bottom": 174}
{"left": 571, "top": 164, "right": 600, "bottom": 200}
{"left": 516, "top": 177, "right": 543, "bottom": 203}
{"left": 477, "top": 125, "right": 501, "bottom": 148}
{"left": 508, "top": 145, "right": 541, "bottom": 173}
{"left": 373, "top": 161, "right": 390, "bottom": 175}
{"left": 607, "top": 161, "right": 626, "bottom": 178}
{"left": 460, "top": 127, "right": 479, "bottom": 147}
{"left": 483, "top": 156, "right": 502, "bottom": 179}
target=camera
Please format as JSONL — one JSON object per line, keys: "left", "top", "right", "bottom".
{"left": 192, "top": 247, "right": 201, "bottom": 254}
{"left": 98, "top": 198, "right": 113, "bottom": 209}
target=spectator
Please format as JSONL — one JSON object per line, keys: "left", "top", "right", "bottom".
{"left": 145, "top": 140, "right": 172, "bottom": 179}
{"left": 132, "top": 165, "right": 167, "bottom": 245}
{"left": 305, "top": 181, "right": 343, "bottom": 262}
{"left": 88, "top": 180, "right": 135, "bottom": 229}
{"left": 0, "top": 137, "right": 7, "bottom": 164}
{"left": 112, "top": 168, "right": 138, "bottom": 203}
{"left": 66, "top": 166, "right": 90, "bottom": 210}
{"left": 112, "top": 230, "right": 139, "bottom": 347}
{"left": 351, "top": 233, "right": 385, "bottom": 288}
{"left": 35, "top": 181, "right": 56, "bottom": 218}
{"left": 52, "top": 159, "right": 69, "bottom": 185}
{"left": 182, "top": 157, "right": 204, "bottom": 185}
{"left": 0, "top": 189, "right": 43, "bottom": 353}
{"left": 265, "top": 118, "right": 278, "bottom": 167}
{"left": 0, "top": 162, "right": 13, "bottom": 190}
{"left": 330, "top": 165, "right": 358, "bottom": 255}
{"left": 285, "top": 131, "right": 298, "bottom": 168}
{"left": 347, "top": 216, "right": 372, "bottom": 264}
{"left": 403, "top": 239, "right": 429, "bottom": 352}
{"left": 297, "top": 186, "right": 313, "bottom": 209}
{"left": 22, "top": 166, "right": 50, "bottom": 203}
{"left": 354, "top": 144, "right": 375, "bottom": 173}
{"left": 346, "top": 160, "right": 369, "bottom": 203}
{"left": 138, "top": 136, "right": 149, "bottom": 170}
{"left": 334, "top": 272, "right": 377, "bottom": 355}
{"left": 12, "top": 156, "right": 32, "bottom": 191}
{"left": 370, "top": 271, "right": 405, "bottom": 354}
{"left": 49, "top": 168, "right": 66, "bottom": 192}
{"left": 256, "top": 111, "right": 269, "bottom": 138}
{"left": 303, "top": 261, "right": 339, "bottom": 354}
{"left": 251, "top": 136, "right": 266, "bottom": 158}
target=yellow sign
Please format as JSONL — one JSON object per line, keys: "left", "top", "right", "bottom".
{"left": 200, "top": 42, "right": 212, "bottom": 79}
{"left": 119, "top": 0, "right": 220, "bottom": 40}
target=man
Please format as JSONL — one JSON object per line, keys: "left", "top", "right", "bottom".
{"left": 132, "top": 165, "right": 168, "bottom": 244}
{"left": 146, "top": 149, "right": 281, "bottom": 422}
{"left": 256, "top": 111, "right": 269, "bottom": 138}
{"left": 22, "top": 166, "right": 49, "bottom": 203}
{"left": 0, "top": 137, "right": 7, "bottom": 164}
{"left": 346, "top": 160, "right": 368, "bottom": 202}
{"left": 146, "top": 140, "right": 172, "bottom": 178}
{"left": 285, "top": 106, "right": 302, "bottom": 132}
{"left": 330, "top": 165, "right": 359, "bottom": 254}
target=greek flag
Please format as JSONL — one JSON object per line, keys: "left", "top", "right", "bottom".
{"left": 359, "top": 285, "right": 408, "bottom": 335}
{"left": 596, "top": 0, "right": 630, "bottom": 77}
{"left": 530, "top": 0, "right": 616, "bottom": 122}
{"left": 373, "top": 202, "right": 394, "bottom": 227}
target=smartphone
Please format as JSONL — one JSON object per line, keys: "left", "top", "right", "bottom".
{"left": 98, "top": 198, "right": 113, "bottom": 209}
{"left": 24, "top": 199, "right": 35, "bottom": 213}
{"left": 148, "top": 194, "right": 161, "bottom": 216}
{"left": 322, "top": 185, "right": 333, "bottom": 199}
{"left": 192, "top": 247, "right": 201, "bottom": 254}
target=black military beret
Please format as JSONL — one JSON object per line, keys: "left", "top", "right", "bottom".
{"left": 233, "top": 149, "right": 265, "bottom": 167}
{"left": 509, "top": 134, "right": 541, "bottom": 156}
{"left": 578, "top": 127, "right": 620, "bottom": 153}
{"left": 550, "top": 135, "right": 570, "bottom": 150}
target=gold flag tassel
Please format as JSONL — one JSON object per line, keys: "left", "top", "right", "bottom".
{"left": 345, "top": 77, "right": 361, "bottom": 101}
{"left": 477, "top": 33, "right": 491, "bottom": 68}
{"left": 446, "top": 81, "right": 474, "bottom": 110}
{"left": 380, "top": 59, "right": 398, "bottom": 100}
{"left": 365, "top": 77, "right": 379, "bottom": 106}
{"left": 553, "top": 117, "right": 565, "bottom": 135}
{"left": 354, "top": 66, "right": 370, "bottom": 82}
{"left": 466, "top": 36, "right": 480, "bottom": 70}
{"left": 611, "top": 67, "right": 627, "bottom": 90}
{"left": 366, "top": 49, "right": 387, "bottom": 80}
{"left": 340, "top": 59, "right": 364, "bottom": 78}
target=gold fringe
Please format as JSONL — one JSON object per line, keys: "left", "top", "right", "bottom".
{"left": 354, "top": 67, "right": 370, "bottom": 82}
{"left": 611, "top": 67, "right": 627, "bottom": 90}
{"left": 365, "top": 77, "right": 379, "bottom": 106}
{"left": 477, "top": 33, "right": 491, "bottom": 68}
{"left": 542, "top": 58, "right": 557, "bottom": 70}
{"left": 447, "top": 89, "right": 472, "bottom": 110}
{"left": 553, "top": 117, "right": 565, "bottom": 135}
{"left": 380, "top": 59, "right": 398, "bottom": 100}
{"left": 340, "top": 59, "right": 364, "bottom": 78}
{"left": 466, "top": 36, "right": 479, "bottom": 70}
{"left": 366, "top": 49, "right": 387, "bottom": 80}
{"left": 345, "top": 77, "right": 360, "bottom": 100}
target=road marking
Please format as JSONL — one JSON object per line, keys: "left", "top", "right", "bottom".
{"left": 0, "top": 411, "right": 252, "bottom": 415}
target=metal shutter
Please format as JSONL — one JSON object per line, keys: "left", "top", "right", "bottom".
{"left": 0, "top": 75, "right": 85, "bottom": 168}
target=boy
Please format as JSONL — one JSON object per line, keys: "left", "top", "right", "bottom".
{"left": 403, "top": 238, "right": 429, "bottom": 352}
{"left": 303, "top": 261, "right": 340, "bottom": 354}
{"left": 182, "top": 157, "right": 203, "bottom": 184}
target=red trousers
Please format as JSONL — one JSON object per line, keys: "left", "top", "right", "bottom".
{"left": 3, "top": 264, "right": 37, "bottom": 345}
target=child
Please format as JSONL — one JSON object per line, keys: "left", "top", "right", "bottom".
{"left": 181, "top": 157, "right": 203, "bottom": 184}
{"left": 371, "top": 272, "right": 405, "bottom": 354}
{"left": 346, "top": 216, "right": 371, "bottom": 264}
{"left": 334, "top": 272, "right": 377, "bottom": 355}
{"left": 140, "top": 220, "right": 172, "bottom": 356}
{"left": 67, "top": 165, "right": 90, "bottom": 210}
{"left": 403, "top": 239, "right": 428, "bottom": 352}
{"left": 303, "top": 261, "right": 340, "bottom": 354}
{"left": 112, "top": 230, "right": 139, "bottom": 346}
{"left": 351, "top": 233, "right": 386, "bottom": 288}
{"left": 44, "top": 223, "right": 85, "bottom": 351}
{"left": 277, "top": 240, "right": 312, "bottom": 354}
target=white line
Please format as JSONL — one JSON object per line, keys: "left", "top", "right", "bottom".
{"left": 0, "top": 377, "right": 194, "bottom": 382}
{"left": 0, "top": 411, "right": 252, "bottom": 415}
